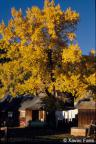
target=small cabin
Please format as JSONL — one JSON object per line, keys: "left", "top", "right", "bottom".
{"left": 71, "top": 98, "right": 96, "bottom": 137}
{"left": 0, "top": 93, "right": 77, "bottom": 130}
{"left": 19, "top": 97, "right": 46, "bottom": 127}
{"left": 78, "top": 100, "right": 96, "bottom": 128}
{"left": 19, "top": 95, "right": 78, "bottom": 130}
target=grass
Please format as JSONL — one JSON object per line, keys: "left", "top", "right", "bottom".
{"left": 37, "top": 133, "right": 96, "bottom": 142}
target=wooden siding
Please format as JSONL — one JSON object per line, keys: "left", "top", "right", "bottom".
{"left": 25, "top": 109, "right": 32, "bottom": 124}
{"left": 78, "top": 109, "right": 96, "bottom": 127}
{"left": 39, "top": 111, "right": 46, "bottom": 121}
{"left": 71, "top": 127, "right": 87, "bottom": 136}
{"left": 24, "top": 110, "right": 46, "bottom": 124}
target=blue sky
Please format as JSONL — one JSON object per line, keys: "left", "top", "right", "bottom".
{"left": 0, "top": 0, "right": 95, "bottom": 55}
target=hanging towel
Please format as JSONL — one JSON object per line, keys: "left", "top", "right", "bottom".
{"left": 68, "top": 110, "right": 72, "bottom": 121}
{"left": 64, "top": 111, "right": 68, "bottom": 119}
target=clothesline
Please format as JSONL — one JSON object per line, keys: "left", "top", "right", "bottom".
{"left": 55, "top": 109, "right": 78, "bottom": 122}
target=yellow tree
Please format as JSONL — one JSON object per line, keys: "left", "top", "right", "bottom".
{"left": 0, "top": 0, "right": 95, "bottom": 104}
{"left": 81, "top": 50, "right": 96, "bottom": 101}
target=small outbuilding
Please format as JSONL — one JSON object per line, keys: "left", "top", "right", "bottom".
{"left": 71, "top": 98, "right": 96, "bottom": 137}
{"left": 78, "top": 100, "right": 96, "bottom": 128}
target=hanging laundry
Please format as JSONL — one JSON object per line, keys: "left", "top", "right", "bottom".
{"left": 64, "top": 111, "right": 68, "bottom": 119}
{"left": 63, "top": 109, "right": 78, "bottom": 121}
{"left": 68, "top": 110, "right": 72, "bottom": 121}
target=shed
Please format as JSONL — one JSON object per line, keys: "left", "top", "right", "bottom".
{"left": 78, "top": 100, "right": 96, "bottom": 127}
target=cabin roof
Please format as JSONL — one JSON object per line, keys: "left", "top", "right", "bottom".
{"left": 78, "top": 100, "right": 96, "bottom": 110}
{"left": 19, "top": 96, "right": 44, "bottom": 110}
{"left": 0, "top": 92, "right": 75, "bottom": 111}
{"left": 0, "top": 94, "right": 33, "bottom": 111}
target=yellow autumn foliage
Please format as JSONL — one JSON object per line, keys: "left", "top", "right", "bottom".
{"left": 0, "top": 0, "right": 95, "bottom": 101}
{"left": 67, "top": 32, "right": 76, "bottom": 41}
{"left": 62, "top": 44, "right": 82, "bottom": 63}
{"left": 90, "top": 49, "right": 96, "bottom": 56}
{"left": 65, "top": 7, "right": 79, "bottom": 22}
{"left": 85, "top": 73, "right": 96, "bottom": 86}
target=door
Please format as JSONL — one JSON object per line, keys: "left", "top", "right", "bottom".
{"left": 32, "top": 110, "right": 39, "bottom": 121}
